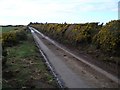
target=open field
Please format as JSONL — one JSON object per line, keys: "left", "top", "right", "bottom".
{"left": 2, "top": 26, "right": 19, "bottom": 33}
{"left": 2, "top": 26, "right": 58, "bottom": 88}
{"left": 2, "top": 26, "right": 26, "bottom": 33}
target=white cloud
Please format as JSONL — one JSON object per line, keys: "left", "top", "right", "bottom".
{"left": 0, "top": 0, "right": 119, "bottom": 25}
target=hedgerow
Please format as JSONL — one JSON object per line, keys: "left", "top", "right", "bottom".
{"left": 29, "top": 20, "right": 120, "bottom": 56}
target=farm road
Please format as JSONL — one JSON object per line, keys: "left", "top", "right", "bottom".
{"left": 29, "top": 27, "right": 119, "bottom": 88}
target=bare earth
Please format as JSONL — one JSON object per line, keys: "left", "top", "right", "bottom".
{"left": 29, "top": 27, "right": 119, "bottom": 88}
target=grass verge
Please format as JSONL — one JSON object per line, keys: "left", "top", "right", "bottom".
{"left": 2, "top": 32, "right": 58, "bottom": 88}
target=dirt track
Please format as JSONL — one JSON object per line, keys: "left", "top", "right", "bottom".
{"left": 29, "top": 27, "right": 119, "bottom": 88}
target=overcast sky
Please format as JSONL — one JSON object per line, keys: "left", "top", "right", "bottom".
{"left": 0, "top": 0, "right": 119, "bottom": 25}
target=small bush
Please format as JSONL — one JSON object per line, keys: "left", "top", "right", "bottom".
{"left": 2, "top": 29, "right": 27, "bottom": 47}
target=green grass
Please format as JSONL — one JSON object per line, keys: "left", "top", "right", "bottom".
{"left": 2, "top": 26, "right": 26, "bottom": 33}
{"left": 2, "top": 26, "right": 18, "bottom": 33}
{"left": 2, "top": 33, "right": 58, "bottom": 88}
{"left": 7, "top": 41, "right": 36, "bottom": 58}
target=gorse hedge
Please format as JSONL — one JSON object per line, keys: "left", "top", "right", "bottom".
{"left": 29, "top": 20, "right": 120, "bottom": 56}
{"left": 2, "top": 29, "right": 27, "bottom": 47}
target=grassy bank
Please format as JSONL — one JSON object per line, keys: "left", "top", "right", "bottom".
{"left": 2, "top": 27, "right": 58, "bottom": 88}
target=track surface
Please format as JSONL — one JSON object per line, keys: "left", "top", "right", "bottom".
{"left": 29, "top": 27, "right": 119, "bottom": 88}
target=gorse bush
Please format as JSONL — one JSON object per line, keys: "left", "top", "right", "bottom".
{"left": 2, "top": 31, "right": 17, "bottom": 47}
{"left": 64, "top": 23, "right": 100, "bottom": 45}
{"left": 93, "top": 20, "right": 120, "bottom": 55}
{"left": 2, "top": 29, "right": 27, "bottom": 47}
{"left": 30, "top": 23, "right": 101, "bottom": 45}
{"left": 16, "top": 29, "right": 27, "bottom": 41}
{"left": 29, "top": 20, "right": 120, "bottom": 56}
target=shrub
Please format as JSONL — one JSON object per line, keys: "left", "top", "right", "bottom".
{"left": 2, "top": 31, "right": 18, "bottom": 47}
{"left": 2, "top": 29, "right": 27, "bottom": 47}
{"left": 93, "top": 20, "right": 120, "bottom": 55}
